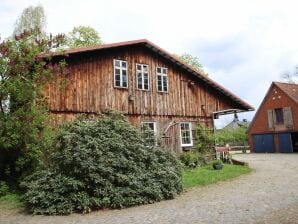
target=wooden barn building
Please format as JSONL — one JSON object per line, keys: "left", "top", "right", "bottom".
{"left": 45, "top": 39, "right": 253, "bottom": 152}
{"left": 248, "top": 82, "right": 298, "bottom": 153}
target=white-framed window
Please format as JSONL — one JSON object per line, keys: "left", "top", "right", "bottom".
{"left": 113, "top": 59, "right": 128, "bottom": 88}
{"left": 136, "top": 64, "right": 149, "bottom": 90}
{"left": 141, "top": 121, "right": 157, "bottom": 146}
{"left": 156, "top": 66, "right": 168, "bottom": 92}
{"left": 180, "top": 122, "right": 193, "bottom": 147}
{"left": 141, "top": 121, "right": 157, "bottom": 133}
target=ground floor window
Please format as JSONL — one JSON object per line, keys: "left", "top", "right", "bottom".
{"left": 141, "top": 121, "right": 157, "bottom": 146}
{"left": 180, "top": 122, "right": 193, "bottom": 147}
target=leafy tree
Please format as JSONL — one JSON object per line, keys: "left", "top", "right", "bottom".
{"left": 0, "top": 29, "right": 66, "bottom": 185}
{"left": 67, "top": 26, "right": 102, "bottom": 48}
{"left": 175, "top": 53, "right": 206, "bottom": 74}
{"left": 21, "top": 114, "right": 182, "bottom": 215}
{"left": 13, "top": 5, "right": 46, "bottom": 37}
{"left": 215, "top": 126, "right": 248, "bottom": 146}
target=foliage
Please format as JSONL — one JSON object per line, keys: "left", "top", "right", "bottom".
{"left": 215, "top": 126, "right": 248, "bottom": 146}
{"left": 67, "top": 26, "right": 102, "bottom": 48}
{"left": 175, "top": 53, "right": 206, "bottom": 74}
{"left": 21, "top": 114, "right": 182, "bottom": 215}
{"left": 13, "top": 5, "right": 47, "bottom": 38}
{"left": 0, "top": 181, "right": 9, "bottom": 197}
{"left": 195, "top": 123, "right": 214, "bottom": 164}
{"left": 0, "top": 29, "right": 66, "bottom": 184}
{"left": 182, "top": 164, "right": 251, "bottom": 188}
{"left": 179, "top": 151, "right": 199, "bottom": 168}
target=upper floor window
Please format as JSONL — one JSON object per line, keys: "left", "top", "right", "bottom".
{"left": 113, "top": 59, "right": 128, "bottom": 88}
{"left": 136, "top": 64, "right": 149, "bottom": 90}
{"left": 180, "top": 122, "right": 193, "bottom": 147}
{"left": 275, "top": 108, "right": 284, "bottom": 124}
{"left": 156, "top": 67, "right": 168, "bottom": 92}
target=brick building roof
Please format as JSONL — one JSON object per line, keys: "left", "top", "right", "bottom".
{"left": 274, "top": 82, "right": 298, "bottom": 104}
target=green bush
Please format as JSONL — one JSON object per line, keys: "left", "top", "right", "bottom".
{"left": 21, "top": 114, "right": 182, "bottom": 215}
{"left": 0, "top": 181, "right": 9, "bottom": 197}
{"left": 179, "top": 151, "right": 199, "bottom": 168}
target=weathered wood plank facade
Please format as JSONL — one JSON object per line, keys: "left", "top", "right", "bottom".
{"left": 45, "top": 39, "right": 253, "bottom": 152}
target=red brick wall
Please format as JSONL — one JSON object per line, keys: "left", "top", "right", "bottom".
{"left": 248, "top": 83, "right": 298, "bottom": 152}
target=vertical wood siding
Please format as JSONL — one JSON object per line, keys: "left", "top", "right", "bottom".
{"left": 45, "top": 46, "right": 238, "bottom": 117}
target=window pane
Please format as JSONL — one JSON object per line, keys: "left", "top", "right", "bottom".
{"left": 137, "top": 64, "right": 142, "bottom": 70}
{"left": 122, "top": 61, "right": 127, "bottom": 68}
{"left": 148, "top": 123, "right": 154, "bottom": 130}
{"left": 157, "top": 67, "right": 161, "bottom": 73}
{"left": 275, "top": 108, "right": 284, "bottom": 123}
{"left": 122, "top": 81, "right": 127, "bottom": 87}
{"left": 122, "top": 70, "right": 127, "bottom": 76}
{"left": 115, "top": 68, "right": 120, "bottom": 75}
{"left": 163, "top": 77, "right": 167, "bottom": 91}
{"left": 115, "top": 80, "right": 120, "bottom": 86}
{"left": 162, "top": 68, "right": 167, "bottom": 74}
{"left": 115, "top": 60, "right": 120, "bottom": 67}
{"left": 143, "top": 65, "right": 148, "bottom": 72}
{"left": 115, "top": 74, "right": 120, "bottom": 81}
{"left": 122, "top": 74, "right": 127, "bottom": 82}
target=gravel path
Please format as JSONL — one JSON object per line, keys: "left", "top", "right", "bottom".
{"left": 1, "top": 154, "right": 298, "bottom": 224}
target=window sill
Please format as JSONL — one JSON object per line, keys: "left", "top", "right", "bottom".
{"left": 157, "top": 91, "right": 169, "bottom": 94}
{"left": 136, "top": 88, "right": 150, "bottom": 92}
{"left": 114, "top": 86, "right": 128, "bottom": 90}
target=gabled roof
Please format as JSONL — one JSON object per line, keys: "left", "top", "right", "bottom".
{"left": 46, "top": 39, "right": 254, "bottom": 111}
{"left": 223, "top": 118, "right": 250, "bottom": 130}
{"left": 247, "top": 81, "right": 298, "bottom": 133}
{"left": 274, "top": 82, "right": 298, "bottom": 104}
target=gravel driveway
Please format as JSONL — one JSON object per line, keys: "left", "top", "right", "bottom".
{"left": 1, "top": 154, "right": 298, "bottom": 224}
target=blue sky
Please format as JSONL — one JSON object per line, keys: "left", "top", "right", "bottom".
{"left": 1, "top": 0, "right": 298, "bottom": 127}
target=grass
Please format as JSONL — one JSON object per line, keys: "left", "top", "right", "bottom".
{"left": 0, "top": 193, "right": 24, "bottom": 211}
{"left": 182, "top": 164, "right": 252, "bottom": 188}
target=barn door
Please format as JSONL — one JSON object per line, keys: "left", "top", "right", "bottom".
{"left": 252, "top": 134, "right": 275, "bottom": 153}
{"left": 278, "top": 133, "right": 293, "bottom": 153}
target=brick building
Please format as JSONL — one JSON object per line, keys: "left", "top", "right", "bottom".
{"left": 248, "top": 82, "right": 298, "bottom": 153}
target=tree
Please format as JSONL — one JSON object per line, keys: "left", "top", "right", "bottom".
{"left": 13, "top": 5, "right": 46, "bottom": 37}
{"left": 215, "top": 126, "right": 248, "bottom": 146}
{"left": 0, "top": 29, "right": 66, "bottom": 185}
{"left": 281, "top": 66, "right": 298, "bottom": 84}
{"left": 67, "top": 26, "right": 102, "bottom": 48}
{"left": 175, "top": 53, "right": 206, "bottom": 74}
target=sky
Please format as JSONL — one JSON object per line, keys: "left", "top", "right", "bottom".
{"left": 1, "top": 0, "right": 298, "bottom": 127}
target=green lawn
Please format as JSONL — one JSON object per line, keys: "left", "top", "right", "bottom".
{"left": 0, "top": 193, "right": 24, "bottom": 212}
{"left": 182, "top": 164, "right": 251, "bottom": 188}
